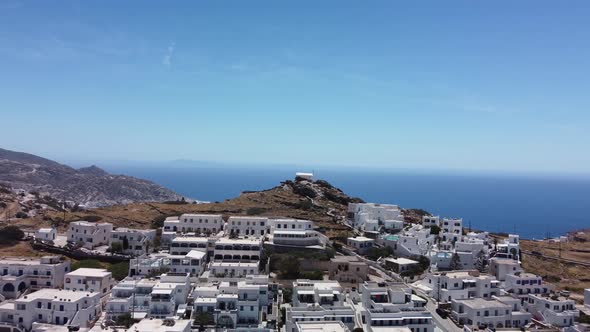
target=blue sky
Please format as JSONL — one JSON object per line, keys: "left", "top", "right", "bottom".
{"left": 1, "top": 1, "right": 589, "bottom": 174}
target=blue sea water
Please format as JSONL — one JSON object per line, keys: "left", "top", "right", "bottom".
{"left": 103, "top": 164, "right": 590, "bottom": 240}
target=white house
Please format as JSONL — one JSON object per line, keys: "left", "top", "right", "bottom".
{"left": 419, "top": 271, "right": 501, "bottom": 303}
{"left": 451, "top": 297, "right": 531, "bottom": 329}
{"left": 227, "top": 216, "right": 270, "bottom": 238}
{"left": 105, "top": 277, "right": 158, "bottom": 320}
{"left": 347, "top": 203, "right": 404, "bottom": 234}
{"left": 213, "top": 238, "right": 262, "bottom": 262}
{"left": 0, "top": 289, "right": 101, "bottom": 330}
{"left": 208, "top": 261, "right": 259, "bottom": 278}
{"left": 524, "top": 293, "right": 579, "bottom": 327}
{"left": 286, "top": 280, "right": 356, "bottom": 332}
{"left": 66, "top": 221, "right": 113, "bottom": 249}
{"left": 347, "top": 237, "right": 375, "bottom": 254}
{"left": 34, "top": 228, "right": 56, "bottom": 242}
{"left": 267, "top": 218, "right": 327, "bottom": 248}
{"left": 384, "top": 257, "right": 419, "bottom": 274}
{"left": 495, "top": 234, "right": 520, "bottom": 261}
{"left": 489, "top": 258, "right": 523, "bottom": 281}
{"left": 169, "top": 237, "right": 209, "bottom": 256}
{"left": 164, "top": 214, "right": 223, "bottom": 235}
{"left": 149, "top": 273, "right": 192, "bottom": 319}
{"left": 126, "top": 319, "right": 192, "bottom": 332}
{"left": 63, "top": 268, "right": 114, "bottom": 297}
{"left": 192, "top": 275, "right": 273, "bottom": 329}
{"left": 360, "top": 281, "right": 434, "bottom": 332}
{"left": 129, "top": 250, "right": 207, "bottom": 279}
{"left": 422, "top": 216, "right": 440, "bottom": 228}
{"left": 440, "top": 218, "right": 462, "bottom": 243}
{"left": 109, "top": 227, "right": 156, "bottom": 256}
{"left": 503, "top": 272, "right": 551, "bottom": 298}
{"left": 0, "top": 256, "right": 70, "bottom": 299}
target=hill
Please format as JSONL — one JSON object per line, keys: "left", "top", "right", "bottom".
{"left": 19, "top": 177, "right": 364, "bottom": 238}
{"left": 0, "top": 148, "right": 182, "bottom": 207}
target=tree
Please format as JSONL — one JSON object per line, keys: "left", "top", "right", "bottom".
{"left": 110, "top": 242, "right": 123, "bottom": 254}
{"left": 475, "top": 250, "right": 487, "bottom": 272}
{"left": 115, "top": 312, "right": 134, "bottom": 328}
{"left": 229, "top": 229, "right": 237, "bottom": 239}
{"left": 108, "top": 261, "right": 130, "bottom": 281}
{"left": 122, "top": 236, "right": 129, "bottom": 250}
{"left": 450, "top": 253, "right": 462, "bottom": 270}
{"left": 193, "top": 311, "right": 214, "bottom": 331}
{"left": 0, "top": 225, "right": 25, "bottom": 244}
{"left": 429, "top": 225, "right": 441, "bottom": 235}
{"left": 278, "top": 257, "right": 300, "bottom": 279}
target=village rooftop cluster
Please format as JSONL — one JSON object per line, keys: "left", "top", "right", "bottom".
{"left": 1, "top": 177, "right": 590, "bottom": 332}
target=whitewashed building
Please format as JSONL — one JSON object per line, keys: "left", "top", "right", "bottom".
{"left": 422, "top": 216, "right": 440, "bottom": 228}
{"left": 495, "top": 234, "right": 520, "bottom": 261}
{"left": 440, "top": 218, "right": 462, "bottom": 243}
{"left": 286, "top": 280, "right": 356, "bottom": 332}
{"left": 208, "top": 262, "right": 259, "bottom": 278}
{"left": 360, "top": 281, "right": 434, "bottom": 332}
{"left": 126, "top": 319, "right": 192, "bottom": 332}
{"left": 66, "top": 221, "right": 113, "bottom": 249}
{"left": 227, "top": 216, "right": 270, "bottom": 238}
{"left": 451, "top": 297, "right": 531, "bottom": 329}
{"left": 34, "top": 228, "right": 56, "bottom": 242}
{"left": 129, "top": 250, "right": 207, "bottom": 279}
{"left": 169, "top": 237, "right": 209, "bottom": 256}
{"left": 347, "top": 203, "right": 404, "bottom": 233}
{"left": 0, "top": 256, "right": 70, "bottom": 299}
{"left": 64, "top": 268, "right": 114, "bottom": 297}
{"left": 0, "top": 289, "right": 101, "bottom": 330}
{"left": 192, "top": 275, "right": 273, "bottom": 329}
{"left": 419, "top": 271, "right": 501, "bottom": 303}
{"left": 347, "top": 237, "right": 375, "bottom": 254}
{"left": 164, "top": 214, "right": 224, "bottom": 235}
{"left": 109, "top": 227, "right": 156, "bottom": 256}
{"left": 524, "top": 293, "right": 578, "bottom": 327}
{"left": 503, "top": 272, "right": 551, "bottom": 297}
{"left": 105, "top": 272, "right": 191, "bottom": 320}
{"left": 266, "top": 219, "right": 327, "bottom": 248}
{"left": 105, "top": 277, "right": 158, "bottom": 320}
{"left": 489, "top": 257, "right": 523, "bottom": 281}
{"left": 213, "top": 238, "right": 262, "bottom": 262}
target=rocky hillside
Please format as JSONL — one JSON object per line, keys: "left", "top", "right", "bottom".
{"left": 0, "top": 148, "right": 182, "bottom": 207}
{"left": 22, "top": 177, "right": 364, "bottom": 237}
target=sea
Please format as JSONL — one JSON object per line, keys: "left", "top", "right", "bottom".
{"left": 102, "top": 163, "right": 590, "bottom": 240}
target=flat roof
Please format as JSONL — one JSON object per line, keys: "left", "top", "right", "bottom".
{"left": 18, "top": 289, "right": 99, "bottom": 302}
{"left": 129, "top": 319, "right": 192, "bottom": 332}
{"left": 180, "top": 213, "right": 222, "bottom": 218}
{"left": 296, "top": 321, "right": 348, "bottom": 332}
{"left": 453, "top": 297, "right": 510, "bottom": 309}
{"left": 385, "top": 257, "right": 419, "bottom": 265}
{"left": 348, "top": 236, "right": 374, "bottom": 242}
{"left": 171, "top": 237, "right": 208, "bottom": 243}
{"left": 67, "top": 268, "right": 111, "bottom": 278}
{"left": 185, "top": 250, "right": 206, "bottom": 259}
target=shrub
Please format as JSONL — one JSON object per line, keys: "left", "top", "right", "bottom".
{"left": 300, "top": 270, "right": 324, "bottom": 280}
{"left": 108, "top": 261, "right": 130, "bottom": 281}
{"left": 429, "top": 225, "right": 441, "bottom": 235}
{"left": 277, "top": 257, "right": 300, "bottom": 279}
{"left": 84, "top": 215, "right": 102, "bottom": 222}
{"left": 115, "top": 312, "right": 134, "bottom": 328}
{"left": 0, "top": 225, "right": 25, "bottom": 244}
{"left": 110, "top": 242, "right": 123, "bottom": 254}
{"left": 15, "top": 211, "right": 28, "bottom": 219}
{"left": 71, "top": 259, "right": 103, "bottom": 270}
{"left": 246, "top": 207, "right": 266, "bottom": 215}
